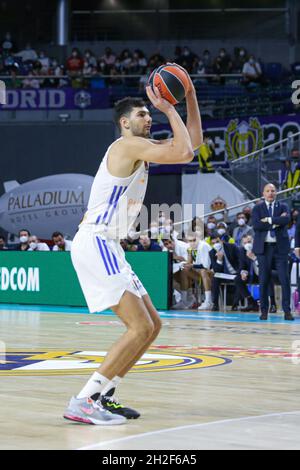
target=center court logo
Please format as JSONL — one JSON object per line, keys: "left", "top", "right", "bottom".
{"left": 0, "top": 349, "right": 231, "bottom": 376}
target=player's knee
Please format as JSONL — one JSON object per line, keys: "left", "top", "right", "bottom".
{"left": 135, "top": 319, "right": 155, "bottom": 341}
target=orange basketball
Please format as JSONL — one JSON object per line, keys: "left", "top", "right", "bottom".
{"left": 148, "top": 63, "right": 190, "bottom": 105}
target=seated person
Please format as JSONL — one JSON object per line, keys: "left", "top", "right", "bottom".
{"left": 52, "top": 231, "right": 72, "bottom": 251}
{"left": 0, "top": 235, "right": 8, "bottom": 250}
{"left": 185, "top": 233, "right": 213, "bottom": 310}
{"left": 232, "top": 212, "right": 254, "bottom": 247}
{"left": 209, "top": 232, "right": 240, "bottom": 311}
{"left": 15, "top": 229, "right": 31, "bottom": 251}
{"left": 137, "top": 234, "right": 161, "bottom": 251}
{"left": 28, "top": 235, "right": 50, "bottom": 251}
{"left": 237, "top": 234, "right": 277, "bottom": 313}
{"left": 163, "top": 237, "right": 195, "bottom": 310}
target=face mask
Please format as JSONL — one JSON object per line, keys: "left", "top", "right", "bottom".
{"left": 159, "top": 216, "right": 166, "bottom": 223}
{"left": 20, "top": 236, "right": 28, "bottom": 243}
{"left": 220, "top": 52, "right": 225, "bottom": 57}
{"left": 207, "top": 222, "right": 216, "bottom": 230}
{"left": 30, "top": 242, "right": 37, "bottom": 250}
{"left": 238, "top": 218, "right": 246, "bottom": 226}
{"left": 240, "top": 50, "right": 245, "bottom": 56}
{"left": 128, "top": 230, "right": 136, "bottom": 239}
{"left": 217, "top": 229, "right": 226, "bottom": 236}
{"left": 150, "top": 228, "right": 158, "bottom": 235}
{"left": 164, "top": 225, "right": 172, "bottom": 232}
{"left": 213, "top": 242, "right": 222, "bottom": 252}
{"left": 249, "top": 58, "right": 254, "bottom": 64}
{"left": 244, "top": 243, "right": 253, "bottom": 252}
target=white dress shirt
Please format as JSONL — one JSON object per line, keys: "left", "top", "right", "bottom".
{"left": 265, "top": 201, "right": 276, "bottom": 243}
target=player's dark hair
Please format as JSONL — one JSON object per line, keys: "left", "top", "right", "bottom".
{"left": 114, "top": 97, "right": 146, "bottom": 132}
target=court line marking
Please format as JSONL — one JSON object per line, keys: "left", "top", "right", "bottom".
{"left": 77, "top": 410, "right": 300, "bottom": 450}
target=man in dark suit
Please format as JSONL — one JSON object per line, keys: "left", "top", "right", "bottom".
{"left": 235, "top": 233, "right": 276, "bottom": 312}
{"left": 252, "top": 183, "right": 293, "bottom": 321}
{"left": 209, "top": 233, "right": 240, "bottom": 311}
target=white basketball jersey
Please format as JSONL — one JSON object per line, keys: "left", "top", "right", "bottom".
{"left": 80, "top": 139, "right": 149, "bottom": 238}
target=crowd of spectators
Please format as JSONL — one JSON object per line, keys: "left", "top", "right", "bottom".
{"left": 1, "top": 200, "right": 299, "bottom": 313}
{"left": 0, "top": 32, "right": 271, "bottom": 90}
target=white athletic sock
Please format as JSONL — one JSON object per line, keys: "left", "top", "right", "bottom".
{"left": 205, "top": 291, "right": 212, "bottom": 303}
{"left": 101, "top": 376, "right": 122, "bottom": 398}
{"left": 77, "top": 372, "right": 110, "bottom": 399}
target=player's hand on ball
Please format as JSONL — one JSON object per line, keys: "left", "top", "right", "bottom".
{"left": 167, "top": 62, "right": 194, "bottom": 94}
{"left": 146, "top": 85, "right": 173, "bottom": 114}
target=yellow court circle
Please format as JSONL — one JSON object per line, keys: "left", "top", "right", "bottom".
{"left": 0, "top": 349, "right": 232, "bottom": 376}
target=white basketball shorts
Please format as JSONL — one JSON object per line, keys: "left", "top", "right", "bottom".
{"left": 71, "top": 226, "right": 147, "bottom": 313}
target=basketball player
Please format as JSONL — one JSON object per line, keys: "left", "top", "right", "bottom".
{"left": 64, "top": 69, "right": 203, "bottom": 425}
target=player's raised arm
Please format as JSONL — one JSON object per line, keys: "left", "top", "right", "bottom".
{"left": 121, "top": 86, "right": 193, "bottom": 165}
{"left": 183, "top": 68, "right": 203, "bottom": 150}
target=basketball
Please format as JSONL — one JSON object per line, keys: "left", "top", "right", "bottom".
{"left": 148, "top": 63, "right": 190, "bottom": 105}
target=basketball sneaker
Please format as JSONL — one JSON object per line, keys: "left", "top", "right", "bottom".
{"left": 63, "top": 396, "right": 127, "bottom": 425}
{"left": 99, "top": 395, "right": 140, "bottom": 419}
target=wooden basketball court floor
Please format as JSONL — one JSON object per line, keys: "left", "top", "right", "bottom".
{"left": 0, "top": 304, "right": 300, "bottom": 450}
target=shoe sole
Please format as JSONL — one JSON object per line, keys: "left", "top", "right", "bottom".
{"left": 63, "top": 413, "right": 126, "bottom": 425}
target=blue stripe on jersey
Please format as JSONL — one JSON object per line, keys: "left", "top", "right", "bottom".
{"left": 96, "top": 185, "right": 118, "bottom": 225}
{"left": 96, "top": 236, "right": 111, "bottom": 275}
{"left": 111, "top": 251, "right": 120, "bottom": 273}
{"left": 102, "top": 239, "right": 120, "bottom": 275}
{"left": 106, "top": 185, "right": 127, "bottom": 224}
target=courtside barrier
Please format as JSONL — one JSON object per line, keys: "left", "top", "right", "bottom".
{"left": 0, "top": 251, "right": 170, "bottom": 310}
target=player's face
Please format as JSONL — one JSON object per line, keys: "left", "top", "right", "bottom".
{"left": 129, "top": 107, "right": 152, "bottom": 138}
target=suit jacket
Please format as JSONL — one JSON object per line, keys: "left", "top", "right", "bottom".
{"left": 252, "top": 200, "right": 290, "bottom": 255}
{"left": 295, "top": 215, "right": 300, "bottom": 249}
{"left": 209, "top": 242, "right": 240, "bottom": 273}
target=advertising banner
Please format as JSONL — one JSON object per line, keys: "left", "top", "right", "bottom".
{"left": 0, "top": 88, "right": 110, "bottom": 110}
{"left": 0, "top": 252, "right": 170, "bottom": 310}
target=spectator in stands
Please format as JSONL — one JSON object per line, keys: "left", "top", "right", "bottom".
{"left": 28, "top": 235, "right": 50, "bottom": 251}
{"left": 242, "top": 206, "right": 253, "bottom": 225}
{"left": 242, "top": 54, "right": 263, "bottom": 86}
{"left": 192, "top": 57, "right": 206, "bottom": 85}
{"left": 15, "top": 229, "right": 31, "bottom": 251}
{"left": 66, "top": 48, "right": 84, "bottom": 77}
{"left": 52, "top": 232, "right": 72, "bottom": 251}
{"left": 232, "top": 212, "right": 254, "bottom": 246}
{"left": 186, "top": 233, "right": 213, "bottom": 310}
{"left": 16, "top": 42, "right": 38, "bottom": 63}
{"left": 236, "top": 233, "right": 276, "bottom": 312}
{"left": 131, "top": 49, "right": 147, "bottom": 75}
{"left": 0, "top": 236, "right": 8, "bottom": 250}
{"left": 198, "top": 135, "right": 215, "bottom": 172}
{"left": 148, "top": 52, "right": 165, "bottom": 70}
{"left": 295, "top": 214, "right": 300, "bottom": 259}
{"left": 138, "top": 234, "right": 161, "bottom": 252}
{"left": 202, "top": 49, "right": 213, "bottom": 73}
{"left": 84, "top": 49, "right": 97, "bottom": 68}
{"left": 173, "top": 46, "right": 182, "bottom": 64}
{"left": 180, "top": 46, "right": 196, "bottom": 72}
{"left": 22, "top": 71, "right": 40, "bottom": 89}
{"left": 163, "top": 237, "right": 194, "bottom": 309}
{"left": 37, "top": 50, "right": 50, "bottom": 74}
{"left": 232, "top": 47, "right": 248, "bottom": 73}
{"left": 288, "top": 209, "right": 299, "bottom": 243}
{"left": 139, "top": 66, "right": 152, "bottom": 92}
{"left": 7, "top": 68, "right": 22, "bottom": 88}
{"left": 234, "top": 234, "right": 260, "bottom": 311}
{"left": 209, "top": 232, "right": 240, "bottom": 311}
{"left": 205, "top": 216, "right": 218, "bottom": 245}
{"left": 101, "top": 47, "right": 116, "bottom": 73}
{"left": 119, "top": 49, "right": 133, "bottom": 74}
{"left": 1, "top": 32, "right": 16, "bottom": 53}
{"left": 216, "top": 221, "right": 235, "bottom": 244}
{"left": 213, "top": 48, "right": 233, "bottom": 83}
